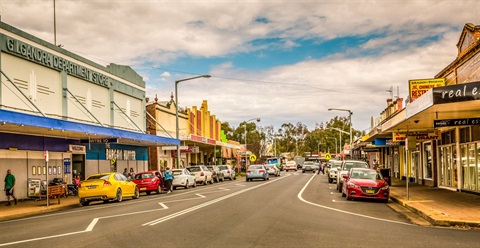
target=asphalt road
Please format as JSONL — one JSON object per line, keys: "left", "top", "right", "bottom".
{"left": 0, "top": 172, "right": 479, "bottom": 247}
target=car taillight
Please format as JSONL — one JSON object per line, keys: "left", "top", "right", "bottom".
{"left": 201, "top": 172, "right": 204, "bottom": 176}
{"left": 259, "top": 170, "right": 265, "bottom": 173}
{"left": 78, "top": 183, "right": 82, "bottom": 188}
{"left": 103, "top": 180, "right": 112, "bottom": 186}
{"left": 246, "top": 170, "right": 251, "bottom": 173}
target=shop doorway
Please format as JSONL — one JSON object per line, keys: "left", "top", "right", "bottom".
{"left": 439, "top": 145, "right": 457, "bottom": 189}
{"left": 72, "top": 154, "right": 85, "bottom": 180}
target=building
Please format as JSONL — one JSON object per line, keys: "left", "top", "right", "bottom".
{"left": 362, "top": 23, "right": 480, "bottom": 193}
{"left": 0, "top": 21, "right": 178, "bottom": 199}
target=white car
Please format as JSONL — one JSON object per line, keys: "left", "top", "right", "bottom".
{"left": 218, "top": 165, "right": 236, "bottom": 180}
{"left": 265, "top": 164, "right": 281, "bottom": 177}
{"left": 172, "top": 168, "right": 197, "bottom": 189}
{"left": 285, "top": 161, "right": 298, "bottom": 172}
{"left": 328, "top": 160, "right": 343, "bottom": 183}
{"left": 336, "top": 160, "right": 369, "bottom": 192}
{"left": 187, "top": 165, "right": 213, "bottom": 185}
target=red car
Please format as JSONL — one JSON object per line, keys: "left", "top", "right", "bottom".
{"left": 132, "top": 171, "right": 165, "bottom": 195}
{"left": 341, "top": 168, "right": 389, "bottom": 202}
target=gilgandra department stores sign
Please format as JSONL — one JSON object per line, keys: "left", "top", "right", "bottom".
{"left": 393, "top": 131, "right": 440, "bottom": 142}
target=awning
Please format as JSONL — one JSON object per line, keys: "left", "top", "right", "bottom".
{"left": 0, "top": 109, "right": 179, "bottom": 146}
{"left": 383, "top": 81, "right": 480, "bottom": 132}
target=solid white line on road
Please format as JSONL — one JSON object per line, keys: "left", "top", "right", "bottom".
{"left": 196, "top": 194, "right": 206, "bottom": 198}
{"left": 298, "top": 174, "right": 413, "bottom": 226}
{"left": 142, "top": 176, "right": 288, "bottom": 226}
{"left": 218, "top": 187, "right": 230, "bottom": 191}
{"left": 235, "top": 184, "right": 246, "bottom": 186}
{"left": 86, "top": 218, "right": 99, "bottom": 232}
{"left": 0, "top": 230, "right": 89, "bottom": 247}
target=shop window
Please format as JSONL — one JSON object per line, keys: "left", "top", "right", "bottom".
{"left": 32, "top": 166, "right": 36, "bottom": 175}
{"left": 473, "top": 126, "right": 480, "bottom": 142}
{"left": 423, "top": 143, "right": 433, "bottom": 179}
{"left": 459, "top": 127, "right": 470, "bottom": 143}
{"left": 441, "top": 130, "right": 455, "bottom": 145}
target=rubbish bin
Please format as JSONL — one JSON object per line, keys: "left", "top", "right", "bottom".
{"left": 379, "top": 168, "right": 391, "bottom": 186}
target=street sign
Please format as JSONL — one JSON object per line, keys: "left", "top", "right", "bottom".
{"left": 324, "top": 153, "right": 331, "bottom": 160}
{"left": 249, "top": 154, "right": 257, "bottom": 162}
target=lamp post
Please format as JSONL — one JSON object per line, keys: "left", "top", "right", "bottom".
{"left": 175, "top": 75, "right": 211, "bottom": 169}
{"left": 244, "top": 118, "right": 261, "bottom": 170}
{"left": 328, "top": 108, "right": 352, "bottom": 158}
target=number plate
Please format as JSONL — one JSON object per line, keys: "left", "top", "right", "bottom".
{"left": 366, "top": 189, "right": 375, "bottom": 194}
{"left": 140, "top": 187, "right": 146, "bottom": 191}
{"left": 87, "top": 185, "right": 97, "bottom": 189}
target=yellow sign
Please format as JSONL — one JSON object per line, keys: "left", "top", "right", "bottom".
{"left": 409, "top": 78, "right": 445, "bottom": 103}
{"left": 249, "top": 154, "right": 257, "bottom": 162}
{"left": 393, "top": 131, "right": 440, "bottom": 142}
{"left": 324, "top": 153, "right": 331, "bottom": 160}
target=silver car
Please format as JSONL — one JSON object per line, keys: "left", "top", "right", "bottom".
{"left": 218, "top": 165, "right": 236, "bottom": 180}
{"left": 328, "top": 160, "right": 343, "bottom": 183}
{"left": 246, "top": 164, "right": 269, "bottom": 181}
{"left": 265, "top": 164, "right": 280, "bottom": 177}
{"left": 302, "top": 161, "right": 316, "bottom": 173}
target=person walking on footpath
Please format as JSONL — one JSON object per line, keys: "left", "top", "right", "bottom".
{"left": 163, "top": 167, "right": 174, "bottom": 194}
{"left": 4, "top": 169, "right": 17, "bottom": 206}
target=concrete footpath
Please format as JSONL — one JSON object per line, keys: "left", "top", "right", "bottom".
{"left": 389, "top": 178, "right": 480, "bottom": 229}
{"left": 1, "top": 179, "right": 479, "bottom": 229}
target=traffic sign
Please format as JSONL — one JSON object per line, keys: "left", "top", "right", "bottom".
{"left": 249, "top": 154, "right": 257, "bottom": 162}
{"left": 324, "top": 153, "right": 331, "bottom": 160}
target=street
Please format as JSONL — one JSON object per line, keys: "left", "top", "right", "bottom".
{"left": 0, "top": 172, "right": 478, "bottom": 247}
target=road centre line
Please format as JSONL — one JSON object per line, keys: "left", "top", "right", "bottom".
{"left": 297, "top": 174, "right": 413, "bottom": 226}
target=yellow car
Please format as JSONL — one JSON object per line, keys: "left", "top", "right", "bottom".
{"left": 78, "top": 172, "right": 140, "bottom": 206}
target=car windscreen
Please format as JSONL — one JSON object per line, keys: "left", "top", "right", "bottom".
{"left": 172, "top": 170, "right": 182, "bottom": 176}
{"left": 304, "top": 162, "right": 314, "bottom": 165}
{"left": 87, "top": 174, "right": 110, "bottom": 180}
{"left": 332, "top": 161, "right": 343, "bottom": 168}
{"left": 351, "top": 171, "right": 380, "bottom": 180}
{"left": 187, "top": 167, "right": 201, "bottom": 172}
{"left": 249, "top": 165, "right": 263, "bottom": 170}
{"left": 218, "top": 166, "right": 228, "bottom": 170}
{"left": 265, "top": 165, "right": 274, "bottom": 169}
{"left": 343, "top": 162, "right": 368, "bottom": 170}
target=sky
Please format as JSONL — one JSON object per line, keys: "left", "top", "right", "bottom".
{"left": 1, "top": 0, "right": 479, "bottom": 133}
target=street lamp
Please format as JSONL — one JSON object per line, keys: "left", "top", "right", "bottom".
{"left": 328, "top": 108, "right": 353, "bottom": 158}
{"left": 244, "top": 118, "right": 260, "bottom": 170}
{"left": 175, "top": 75, "right": 211, "bottom": 168}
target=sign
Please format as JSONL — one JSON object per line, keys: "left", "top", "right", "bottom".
{"left": 249, "top": 154, "right": 257, "bottom": 162}
{"left": 162, "top": 146, "right": 188, "bottom": 151}
{"left": 80, "top": 138, "right": 118, "bottom": 143}
{"left": 64, "top": 158, "right": 71, "bottom": 174}
{"left": 434, "top": 118, "right": 480, "bottom": 127}
{"left": 44, "top": 150, "right": 49, "bottom": 162}
{"left": 324, "top": 153, "right": 331, "bottom": 160}
{"left": 432, "top": 81, "right": 480, "bottom": 104}
{"left": 393, "top": 131, "right": 440, "bottom": 142}
{"left": 69, "top": 145, "right": 86, "bottom": 154}
{"left": 409, "top": 78, "right": 445, "bottom": 102}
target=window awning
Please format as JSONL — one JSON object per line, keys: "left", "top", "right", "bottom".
{"left": 0, "top": 109, "right": 179, "bottom": 147}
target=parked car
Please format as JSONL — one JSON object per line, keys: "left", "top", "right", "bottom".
{"left": 328, "top": 160, "right": 343, "bottom": 183}
{"left": 172, "top": 168, "right": 196, "bottom": 189}
{"left": 341, "top": 168, "right": 390, "bottom": 202}
{"left": 207, "top": 165, "right": 225, "bottom": 182}
{"left": 132, "top": 171, "right": 164, "bottom": 195}
{"left": 246, "top": 164, "right": 269, "bottom": 181}
{"left": 186, "top": 165, "right": 213, "bottom": 185}
{"left": 78, "top": 172, "right": 139, "bottom": 206}
{"left": 336, "top": 160, "right": 369, "bottom": 192}
{"left": 302, "top": 161, "right": 316, "bottom": 173}
{"left": 284, "top": 161, "right": 298, "bottom": 172}
{"left": 218, "top": 165, "right": 236, "bottom": 180}
{"left": 265, "top": 164, "right": 281, "bottom": 177}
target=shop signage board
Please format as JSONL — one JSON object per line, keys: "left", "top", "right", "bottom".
{"left": 434, "top": 118, "right": 480, "bottom": 127}
{"left": 409, "top": 78, "right": 445, "bottom": 103}
{"left": 432, "top": 81, "right": 480, "bottom": 104}
{"left": 393, "top": 131, "right": 440, "bottom": 142}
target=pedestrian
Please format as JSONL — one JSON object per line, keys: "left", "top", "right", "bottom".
{"left": 321, "top": 162, "right": 326, "bottom": 175}
{"left": 4, "top": 169, "right": 17, "bottom": 206}
{"left": 373, "top": 159, "right": 379, "bottom": 170}
{"left": 317, "top": 162, "right": 322, "bottom": 175}
{"left": 163, "top": 167, "right": 174, "bottom": 194}
{"left": 123, "top": 168, "right": 129, "bottom": 178}
{"left": 129, "top": 168, "right": 135, "bottom": 179}
{"left": 73, "top": 175, "right": 80, "bottom": 185}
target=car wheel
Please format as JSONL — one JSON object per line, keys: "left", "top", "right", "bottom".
{"left": 185, "top": 181, "right": 189, "bottom": 189}
{"left": 193, "top": 180, "right": 197, "bottom": 188}
{"left": 116, "top": 188, "right": 123, "bottom": 202}
{"left": 156, "top": 185, "right": 162, "bottom": 194}
{"left": 133, "top": 187, "right": 140, "bottom": 199}
{"left": 81, "top": 200, "right": 90, "bottom": 206}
